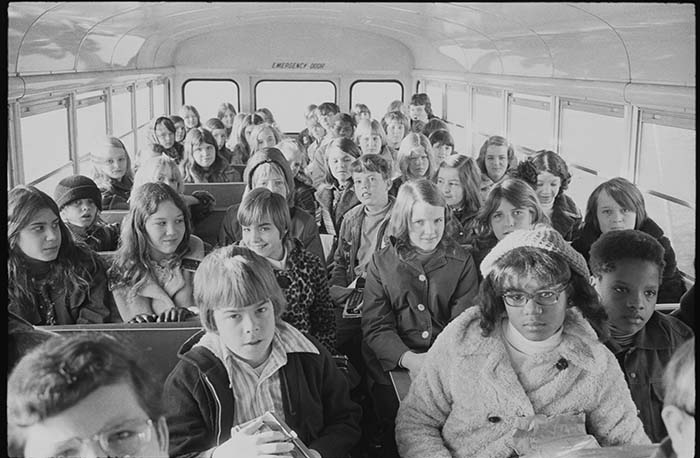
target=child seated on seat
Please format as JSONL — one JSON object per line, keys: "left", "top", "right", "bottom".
{"left": 181, "top": 127, "right": 241, "bottom": 183}
{"left": 163, "top": 245, "right": 362, "bottom": 458}
{"left": 8, "top": 333, "right": 170, "bottom": 458}
{"left": 204, "top": 117, "right": 235, "bottom": 164}
{"left": 91, "top": 136, "right": 134, "bottom": 210}
{"left": 277, "top": 137, "right": 317, "bottom": 216}
{"left": 590, "top": 229, "right": 693, "bottom": 443}
{"left": 108, "top": 182, "right": 205, "bottom": 323}
{"left": 54, "top": 175, "right": 120, "bottom": 252}
{"left": 9, "top": 185, "right": 120, "bottom": 325}
{"left": 133, "top": 154, "right": 215, "bottom": 226}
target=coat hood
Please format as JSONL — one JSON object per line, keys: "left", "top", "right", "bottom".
{"left": 243, "top": 147, "right": 295, "bottom": 206}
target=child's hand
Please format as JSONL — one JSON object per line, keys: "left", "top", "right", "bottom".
{"left": 129, "top": 313, "right": 158, "bottom": 323}
{"left": 212, "top": 417, "right": 294, "bottom": 458}
{"left": 156, "top": 307, "right": 196, "bottom": 322}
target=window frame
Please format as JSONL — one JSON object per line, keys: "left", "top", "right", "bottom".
{"left": 349, "top": 79, "right": 404, "bottom": 113}
{"left": 181, "top": 78, "right": 240, "bottom": 113}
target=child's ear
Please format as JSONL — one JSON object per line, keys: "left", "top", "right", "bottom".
{"left": 589, "top": 275, "right": 600, "bottom": 288}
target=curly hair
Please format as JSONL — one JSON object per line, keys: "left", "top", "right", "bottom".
{"left": 589, "top": 229, "right": 666, "bottom": 281}
{"left": 530, "top": 150, "right": 572, "bottom": 193}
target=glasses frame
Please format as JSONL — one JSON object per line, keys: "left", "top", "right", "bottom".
{"left": 502, "top": 282, "right": 570, "bottom": 308}
{"left": 56, "top": 418, "right": 154, "bottom": 457}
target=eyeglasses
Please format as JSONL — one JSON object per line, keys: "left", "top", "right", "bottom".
{"left": 53, "top": 418, "right": 154, "bottom": 458}
{"left": 502, "top": 283, "right": 569, "bottom": 308}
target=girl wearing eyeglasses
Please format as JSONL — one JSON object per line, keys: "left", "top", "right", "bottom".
{"left": 396, "top": 224, "right": 651, "bottom": 458}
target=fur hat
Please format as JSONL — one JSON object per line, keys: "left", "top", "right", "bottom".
{"left": 480, "top": 223, "right": 589, "bottom": 279}
{"left": 54, "top": 175, "right": 102, "bottom": 211}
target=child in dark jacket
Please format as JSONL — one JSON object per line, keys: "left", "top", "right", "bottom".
{"left": 163, "top": 245, "right": 361, "bottom": 458}
{"left": 54, "top": 175, "right": 120, "bottom": 252}
{"left": 91, "top": 136, "right": 134, "bottom": 210}
{"left": 590, "top": 229, "right": 693, "bottom": 442}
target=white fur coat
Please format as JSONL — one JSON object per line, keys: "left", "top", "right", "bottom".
{"left": 396, "top": 306, "right": 651, "bottom": 458}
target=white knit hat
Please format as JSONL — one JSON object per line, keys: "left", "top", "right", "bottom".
{"left": 480, "top": 224, "right": 589, "bottom": 279}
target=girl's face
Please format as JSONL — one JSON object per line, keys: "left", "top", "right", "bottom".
{"left": 244, "top": 124, "right": 257, "bottom": 145}
{"left": 358, "top": 134, "right": 382, "bottom": 155}
{"left": 353, "top": 171, "right": 391, "bottom": 209}
{"left": 213, "top": 299, "right": 276, "bottom": 368}
{"left": 596, "top": 191, "right": 637, "bottom": 233}
{"left": 436, "top": 167, "right": 464, "bottom": 208}
{"left": 409, "top": 104, "right": 429, "bottom": 123}
{"left": 592, "top": 259, "right": 659, "bottom": 336}
{"left": 407, "top": 146, "right": 430, "bottom": 178}
{"left": 331, "top": 121, "right": 354, "bottom": 140}
{"left": 241, "top": 216, "right": 285, "bottom": 261}
{"left": 317, "top": 111, "right": 334, "bottom": 132}
{"left": 221, "top": 109, "right": 236, "bottom": 128}
{"left": 251, "top": 166, "right": 288, "bottom": 198}
{"left": 311, "top": 122, "right": 326, "bottom": 141}
{"left": 256, "top": 128, "right": 277, "bottom": 151}
{"left": 503, "top": 274, "right": 569, "bottom": 342}
{"left": 155, "top": 168, "right": 180, "bottom": 191}
{"left": 174, "top": 121, "right": 186, "bottom": 143}
{"left": 536, "top": 171, "right": 561, "bottom": 210}
{"left": 98, "top": 146, "right": 128, "bottom": 180}
{"left": 386, "top": 120, "right": 405, "bottom": 146}
{"left": 484, "top": 144, "right": 509, "bottom": 182}
{"left": 490, "top": 199, "right": 534, "bottom": 240}
{"left": 326, "top": 146, "right": 355, "bottom": 183}
{"left": 432, "top": 143, "right": 453, "bottom": 164}
{"left": 193, "top": 142, "right": 216, "bottom": 168}
{"left": 155, "top": 123, "right": 175, "bottom": 149}
{"left": 211, "top": 128, "right": 228, "bottom": 149}
{"left": 183, "top": 110, "right": 199, "bottom": 129}
{"left": 356, "top": 111, "right": 371, "bottom": 121}
{"left": 408, "top": 201, "right": 445, "bottom": 252}
{"left": 60, "top": 199, "right": 98, "bottom": 229}
{"left": 145, "top": 200, "right": 185, "bottom": 257}
{"left": 17, "top": 207, "right": 62, "bottom": 262}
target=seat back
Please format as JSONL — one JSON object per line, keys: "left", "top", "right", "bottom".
{"left": 183, "top": 182, "right": 246, "bottom": 210}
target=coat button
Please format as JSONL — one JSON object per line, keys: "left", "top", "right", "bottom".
{"left": 630, "top": 372, "right": 636, "bottom": 379}
{"left": 417, "top": 304, "right": 426, "bottom": 311}
{"left": 418, "top": 274, "right": 426, "bottom": 281}
{"left": 421, "top": 331, "right": 429, "bottom": 339}
{"left": 488, "top": 416, "right": 501, "bottom": 423}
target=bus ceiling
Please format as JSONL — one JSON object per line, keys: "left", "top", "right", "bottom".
{"left": 8, "top": 2, "right": 695, "bottom": 89}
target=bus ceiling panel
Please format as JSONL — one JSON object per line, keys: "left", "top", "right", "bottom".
{"left": 7, "top": 2, "right": 62, "bottom": 74}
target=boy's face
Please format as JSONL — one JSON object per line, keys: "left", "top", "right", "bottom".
{"left": 358, "top": 134, "right": 382, "bottom": 155}
{"left": 61, "top": 198, "right": 98, "bottom": 228}
{"left": 211, "top": 128, "right": 228, "bottom": 149}
{"left": 592, "top": 259, "right": 659, "bottom": 336}
{"left": 409, "top": 104, "right": 429, "bottom": 123}
{"left": 213, "top": 299, "right": 276, "bottom": 368}
{"left": 331, "top": 120, "right": 354, "bottom": 140}
{"left": 22, "top": 382, "right": 168, "bottom": 458}
{"left": 353, "top": 171, "right": 391, "bottom": 209}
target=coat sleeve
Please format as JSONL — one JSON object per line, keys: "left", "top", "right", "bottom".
{"left": 395, "top": 330, "right": 455, "bottom": 458}
{"left": 217, "top": 205, "right": 241, "bottom": 247}
{"left": 586, "top": 350, "right": 652, "bottom": 447}
{"left": 361, "top": 252, "right": 411, "bottom": 371}
{"left": 111, "top": 285, "right": 155, "bottom": 321}
{"left": 163, "top": 363, "right": 219, "bottom": 458}
{"left": 298, "top": 212, "right": 325, "bottom": 267}
{"left": 657, "top": 235, "right": 687, "bottom": 303}
{"left": 449, "top": 252, "right": 479, "bottom": 319}
{"left": 329, "top": 216, "right": 351, "bottom": 288}
{"left": 76, "top": 255, "right": 120, "bottom": 324}
{"left": 306, "top": 341, "right": 363, "bottom": 457}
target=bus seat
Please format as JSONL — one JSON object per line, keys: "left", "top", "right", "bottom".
{"left": 231, "top": 164, "right": 246, "bottom": 178}
{"left": 183, "top": 182, "right": 246, "bottom": 210}
{"left": 100, "top": 210, "right": 129, "bottom": 225}
{"left": 191, "top": 209, "right": 227, "bottom": 248}
{"left": 37, "top": 322, "right": 203, "bottom": 384}
{"left": 655, "top": 303, "right": 680, "bottom": 314}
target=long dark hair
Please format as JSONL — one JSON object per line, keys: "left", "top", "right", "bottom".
{"left": 8, "top": 186, "right": 97, "bottom": 310}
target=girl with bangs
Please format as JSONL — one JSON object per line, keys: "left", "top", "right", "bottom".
{"left": 435, "top": 154, "right": 483, "bottom": 244}
{"left": 149, "top": 116, "right": 184, "bottom": 164}
{"left": 361, "top": 178, "right": 479, "bottom": 458}
{"left": 388, "top": 132, "right": 435, "bottom": 198}
{"left": 163, "top": 245, "right": 361, "bottom": 458}
{"left": 181, "top": 127, "right": 241, "bottom": 183}
{"left": 355, "top": 118, "right": 398, "bottom": 177}
{"left": 572, "top": 177, "right": 686, "bottom": 303}
{"left": 468, "top": 177, "right": 549, "bottom": 275}
{"left": 382, "top": 110, "right": 411, "bottom": 151}
{"left": 204, "top": 117, "right": 235, "bottom": 164}
{"left": 91, "top": 136, "right": 134, "bottom": 210}
{"left": 109, "top": 182, "right": 205, "bottom": 323}
{"left": 227, "top": 112, "right": 264, "bottom": 165}
{"left": 396, "top": 225, "right": 649, "bottom": 458}
{"left": 476, "top": 135, "right": 519, "bottom": 184}
{"left": 8, "top": 185, "right": 119, "bottom": 325}
{"left": 237, "top": 187, "right": 337, "bottom": 354}
{"left": 179, "top": 104, "right": 201, "bottom": 133}
{"left": 216, "top": 101, "right": 237, "bottom": 138}
{"left": 249, "top": 122, "right": 284, "bottom": 156}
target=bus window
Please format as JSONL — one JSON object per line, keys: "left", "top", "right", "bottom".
{"left": 135, "top": 84, "right": 150, "bottom": 129}
{"left": 471, "top": 87, "right": 505, "bottom": 157}
{"left": 153, "top": 80, "right": 167, "bottom": 116}
{"left": 111, "top": 88, "right": 132, "bottom": 138}
{"left": 350, "top": 80, "right": 403, "bottom": 122}
{"left": 637, "top": 111, "right": 695, "bottom": 279}
{"left": 445, "top": 85, "right": 468, "bottom": 155}
{"left": 76, "top": 94, "right": 107, "bottom": 175}
{"left": 255, "top": 80, "right": 335, "bottom": 133}
{"left": 559, "top": 99, "right": 625, "bottom": 206}
{"left": 508, "top": 93, "right": 552, "bottom": 158}
{"left": 425, "top": 82, "right": 443, "bottom": 119}
{"left": 21, "top": 105, "right": 70, "bottom": 185}
{"left": 183, "top": 79, "right": 239, "bottom": 121}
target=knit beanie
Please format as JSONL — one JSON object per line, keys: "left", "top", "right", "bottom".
{"left": 54, "top": 175, "right": 103, "bottom": 211}
{"left": 480, "top": 223, "right": 589, "bottom": 279}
